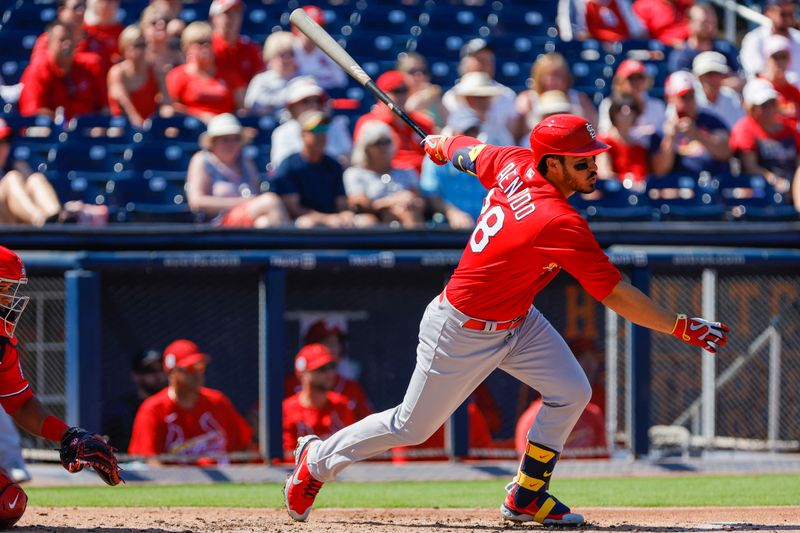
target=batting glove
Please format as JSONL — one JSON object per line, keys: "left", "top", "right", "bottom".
{"left": 423, "top": 135, "right": 449, "bottom": 165}
{"left": 671, "top": 314, "right": 730, "bottom": 354}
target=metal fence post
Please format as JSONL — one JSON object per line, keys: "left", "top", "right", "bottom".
{"left": 605, "top": 307, "right": 618, "bottom": 454}
{"left": 768, "top": 330, "right": 782, "bottom": 449}
{"left": 701, "top": 269, "right": 717, "bottom": 449}
{"left": 629, "top": 265, "right": 652, "bottom": 457}
{"left": 261, "top": 268, "right": 286, "bottom": 461}
{"left": 64, "top": 270, "right": 101, "bottom": 429}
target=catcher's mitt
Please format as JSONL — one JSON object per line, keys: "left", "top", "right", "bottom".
{"left": 59, "top": 427, "right": 123, "bottom": 486}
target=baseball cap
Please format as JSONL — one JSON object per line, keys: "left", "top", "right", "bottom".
{"left": 376, "top": 70, "right": 407, "bottom": 92}
{"left": 285, "top": 76, "right": 325, "bottom": 105}
{"left": 301, "top": 5, "right": 325, "bottom": 26}
{"left": 0, "top": 118, "right": 11, "bottom": 142}
{"left": 209, "top": 0, "right": 241, "bottom": 17}
{"left": 615, "top": 59, "right": 646, "bottom": 79}
{"left": 763, "top": 34, "right": 791, "bottom": 58}
{"left": 692, "top": 51, "right": 730, "bottom": 77}
{"left": 305, "top": 319, "right": 344, "bottom": 344}
{"left": 460, "top": 38, "right": 493, "bottom": 59}
{"left": 454, "top": 71, "right": 503, "bottom": 98}
{"left": 298, "top": 110, "right": 331, "bottom": 133}
{"left": 295, "top": 343, "right": 336, "bottom": 372}
{"left": 529, "top": 114, "right": 609, "bottom": 167}
{"left": 665, "top": 70, "right": 697, "bottom": 97}
{"left": 743, "top": 78, "right": 779, "bottom": 106}
{"left": 162, "top": 339, "right": 211, "bottom": 372}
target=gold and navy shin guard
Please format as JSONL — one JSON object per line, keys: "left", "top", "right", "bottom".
{"left": 512, "top": 442, "right": 559, "bottom": 507}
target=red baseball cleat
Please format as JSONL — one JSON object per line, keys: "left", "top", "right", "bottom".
{"left": 283, "top": 435, "right": 323, "bottom": 522}
{"left": 500, "top": 482, "right": 584, "bottom": 526}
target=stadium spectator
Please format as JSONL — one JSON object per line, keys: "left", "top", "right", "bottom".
{"left": 557, "top": 0, "right": 646, "bottom": 42}
{"left": 632, "top": 0, "right": 692, "bottom": 47}
{"left": 354, "top": 71, "right": 434, "bottom": 173}
{"left": 397, "top": 52, "right": 448, "bottom": 129}
{"left": 107, "top": 24, "right": 161, "bottom": 128}
{"left": 667, "top": 4, "right": 742, "bottom": 87}
{"left": 451, "top": 72, "right": 514, "bottom": 146}
{"left": 730, "top": 78, "right": 800, "bottom": 201}
{"left": 419, "top": 108, "right": 482, "bottom": 228}
{"left": 740, "top": 0, "right": 800, "bottom": 82}
{"left": 30, "top": 0, "right": 100, "bottom": 65}
{"left": 271, "top": 110, "right": 369, "bottom": 229}
{"left": 269, "top": 76, "right": 352, "bottom": 168}
{"left": 291, "top": 5, "right": 347, "bottom": 89}
{"left": 283, "top": 344, "right": 356, "bottom": 457}
{"left": 344, "top": 121, "right": 425, "bottom": 228}
{"left": 0, "top": 409, "right": 29, "bottom": 483}
{"left": 19, "top": 21, "right": 108, "bottom": 120}
{"left": 596, "top": 96, "right": 650, "bottom": 186}
{"left": 528, "top": 90, "right": 576, "bottom": 125}
{"left": 443, "top": 39, "right": 520, "bottom": 144}
{"left": 83, "top": 0, "right": 123, "bottom": 72}
{"left": 598, "top": 59, "right": 666, "bottom": 144}
{"left": 166, "top": 21, "right": 244, "bottom": 122}
{"left": 209, "top": 0, "right": 264, "bottom": 87}
{"left": 758, "top": 35, "right": 800, "bottom": 127}
{"left": 650, "top": 71, "right": 730, "bottom": 177}
{"left": 140, "top": 2, "right": 183, "bottom": 102}
{"left": 515, "top": 53, "right": 598, "bottom": 146}
{"left": 302, "top": 319, "right": 374, "bottom": 421}
{"left": 515, "top": 392, "right": 607, "bottom": 459}
{"left": 128, "top": 339, "right": 254, "bottom": 462}
{"left": 186, "top": 113, "right": 288, "bottom": 227}
{"left": 391, "top": 399, "right": 493, "bottom": 462}
{"left": 692, "top": 51, "right": 744, "bottom": 130}
{"left": 244, "top": 31, "right": 299, "bottom": 117}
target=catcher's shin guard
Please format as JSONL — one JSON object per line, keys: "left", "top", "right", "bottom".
{"left": 284, "top": 435, "right": 323, "bottom": 522}
{"left": 500, "top": 441, "right": 584, "bottom": 526}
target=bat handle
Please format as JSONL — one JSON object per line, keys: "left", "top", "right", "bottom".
{"left": 364, "top": 80, "right": 429, "bottom": 140}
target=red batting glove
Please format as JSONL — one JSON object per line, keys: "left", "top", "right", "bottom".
{"left": 671, "top": 314, "right": 730, "bottom": 354}
{"left": 423, "top": 135, "right": 449, "bottom": 165}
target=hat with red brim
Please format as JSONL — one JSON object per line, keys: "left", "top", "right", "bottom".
{"left": 529, "top": 114, "right": 608, "bottom": 166}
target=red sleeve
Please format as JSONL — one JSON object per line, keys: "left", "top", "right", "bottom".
{"left": 128, "top": 398, "right": 163, "bottom": 455}
{"left": 217, "top": 394, "right": 253, "bottom": 452}
{"left": 729, "top": 118, "right": 757, "bottom": 153}
{"left": 165, "top": 66, "right": 187, "bottom": 105}
{"left": 0, "top": 339, "right": 34, "bottom": 415}
{"left": 536, "top": 212, "right": 622, "bottom": 301}
{"left": 18, "top": 62, "right": 49, "bottom": 116}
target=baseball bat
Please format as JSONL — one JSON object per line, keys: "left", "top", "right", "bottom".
{"left": 288, "top": 8, "right": 430, "bottom": 140}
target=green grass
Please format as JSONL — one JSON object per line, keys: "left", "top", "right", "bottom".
{"left": 25, "top": 475, "right": 800, "bottom": 508}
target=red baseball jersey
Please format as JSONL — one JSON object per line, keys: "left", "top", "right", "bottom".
{"left": 445, "top": 142, "right": 622, "bottom": 321}
{"left": 282, "top": 391, "right": 355, "bottom": 454}
{"left": 128, "top": 387, "right": 253, "bottom": 457}
{"left": 0, "top": 336, "right": 33, "bottom": 415}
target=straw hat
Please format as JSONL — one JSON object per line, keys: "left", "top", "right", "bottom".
{"left": 454, "top": 72, "right": 503, "bottom": 98}
{"left": 199, "top": 113, "right": 252, "bottom": 148}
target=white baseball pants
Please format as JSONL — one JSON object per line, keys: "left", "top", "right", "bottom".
{"left": 307, "top": 291, "right": 592, "bottom": 482}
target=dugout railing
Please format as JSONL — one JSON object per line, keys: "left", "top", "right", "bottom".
{"left": 14, "top": 241, "right": 800, "bottom": 462}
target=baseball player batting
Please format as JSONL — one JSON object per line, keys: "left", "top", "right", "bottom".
{"left": 284, "top": 114, "right": 730, "bottom": 526}
{"left": 0, "top": 246, "right": 122, "bottom": 527}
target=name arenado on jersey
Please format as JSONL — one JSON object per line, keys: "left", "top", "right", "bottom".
{"left": 496, "top": 162, "right": 535, "bottom": 221}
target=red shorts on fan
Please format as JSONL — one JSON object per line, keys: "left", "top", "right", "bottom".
{"left": 221, "top": 202, "right": 256, "bottom": 227}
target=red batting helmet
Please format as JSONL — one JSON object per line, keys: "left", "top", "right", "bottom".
{"left": 0, "top": 470, "right": 27, "bottom": 528}
{"left": 529, "top": 114, "right": 609, "bottom": 167}
{"left": 0, "top": 246, "right": 29, "bottom": 338}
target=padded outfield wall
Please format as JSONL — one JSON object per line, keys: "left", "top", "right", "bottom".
{"left": 9, "top": 223, "right": 800, "bottom": 460}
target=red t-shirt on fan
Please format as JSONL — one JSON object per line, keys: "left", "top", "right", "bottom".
{"left": 596, "top": 132, "right": 649, "bottom": 183}
{"left": 166, "top": 64, "right": 239, "bottom": 117}
{"left": 212, "top": 34, "right": 264, "bottom": 86}
{"left": 282, "top": 391, "right": 355, "bottom": 454}
{"left": 128, "top": 387, "right": 253, "bottom": 458}
{"left": 0, "top": 336, "right": 33, "bottom": 415}
{"left": 585, "top": 0, "right": 632, "bottom": 41}
{"left": 444, "top": 142, "right": 622, "bottom": 321}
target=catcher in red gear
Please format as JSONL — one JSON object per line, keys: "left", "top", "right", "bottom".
{"left": 0, "top": 245, "right": 122, "bottom": 523}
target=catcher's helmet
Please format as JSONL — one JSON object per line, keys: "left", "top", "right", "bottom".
{"left": 529, "top": 114, "right": 609, "bottom": 167}
{"left": 0, "top": 246, "right": 29, "bottom": 338}
{"left": 0, "top": 469, "right": 27, "bottom": 528}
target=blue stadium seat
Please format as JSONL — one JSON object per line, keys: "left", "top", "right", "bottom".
{"left": 179, "top": 2, "right": 212, "bottom": 24}
{"left": 569, "top": 178, "right": 653, "bottom": 221}
{"left": 107, "top": 176, "right": 193, "bottom": 223}
{"left": 140, "top": 113, "right": 205, "bottom": 142}
{"left": 647, "top": 173, "right": 725, "bottom": 221}
{"left": 344, "top": 31, "right": 411, "bottom": 60}
{"left": 0, "top": 57, "right": 26, "bottom": 84}
{"left": 62, "top": 114, "right": 136, "bottom": 153}
{"left": 350, "top": 7, "right": 419, "bottom": 33}
{"left": 0, "top": 30, "right": 39, "bottom": 59}
{"left": 3, "top": 114, "right": 60, "bottom": 160}
{"left": 490, "top": 5, "right": 553, "bottom": 36}
{"left": 717, "top": 173, "right": 799, "bottom": 221}
{"left": 242, "top": 6, "right": 287, "bottom": 35}
{"left": 48, "top": 142, "right": 124, "bottom": 174}
{"left": 241, "top": 143, "right": 271, "bottom": 176}
{"left": 123, "top": 142, "right": 194, "bottom": 173}
{"left": 420, "top": 5, "right": 489, "bottom": 36}
{"left": 496, "top": 61, "right": 532, "bottom": 91}
{"left": 48, "top": 172, "right": 111, "bottom": 206}
{"left": 1, "top": 3, "right": 57, "bottom": 30}
{"left": 239, "top": 114, "right": 277, "bottom": 145}
{"left": 10, "top": 142, "right": 48, "bottom": 173}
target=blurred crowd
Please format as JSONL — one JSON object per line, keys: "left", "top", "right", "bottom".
{"left": 0, "top": 0, "right": 799, "bottom": 229}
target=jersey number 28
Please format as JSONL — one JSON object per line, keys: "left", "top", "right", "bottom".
{"left": 469, "top": 192, "right": 505, "bottom": 253}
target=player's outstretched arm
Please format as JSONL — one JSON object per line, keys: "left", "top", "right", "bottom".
{"left": 422, "top": 135, "right": 483, "bottom": 168}
{"left": 602, "top": 280, "right": 730, "bottom": 354}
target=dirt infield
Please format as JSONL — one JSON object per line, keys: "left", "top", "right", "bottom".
{"left": 13, "top": 506, "right": 800, "bottom": 532}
